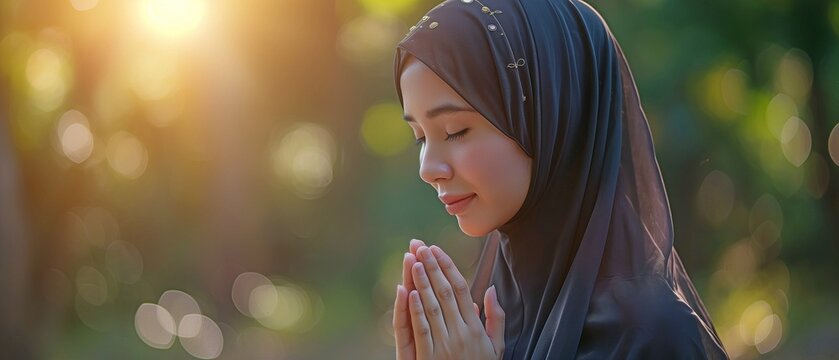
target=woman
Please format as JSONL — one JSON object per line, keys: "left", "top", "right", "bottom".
{"left": 391, "top": 0, "right": 728, "bottom": 359}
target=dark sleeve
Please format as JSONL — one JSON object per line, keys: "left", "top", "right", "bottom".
{"left": 578, "top": 276, "right": 729, "bottom": 360}
{"left": 625, "top": 318, "right": 728, "bottom": 360}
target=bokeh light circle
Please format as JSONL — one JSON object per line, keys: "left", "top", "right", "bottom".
{"left": 765, "top": 93, "right": 797, "bottom": 142}
{"left": 360, "top": 103, "right": 414, "bottom": 157}
{"left": 739, "top": 300, "right": 773, "bottom": 346}
{"left": 755, "top": 314, "right": 783, "bottom": 354}
{"left": 105, "top": 240, "right": 144, "bottom": 284}
{"left": 55, "top": 110, "right": 94, "bottom": 164}
{"left": 828, "top": 123, "right": 839, "bottom": 167}
{"left": 135, "top": 303, "right": 176, "bottom": 349}
{"left": 158, "top": 289, "right": 202, "bottom": 337}
{"left": 358, "top": 0, "right": 420, "bottom": 17}
{"left": 106, "top": 131, "right": 149, "bottom": 179}
{"left": 70, "top": 0, "right": 99, "bottom": 11}
{"left": 779, "top": 116, "right": 811, "bottom": 167}
{"left": 231, "top": 272, "right": 274, "bottom": 318}
{"left": 696, "top": 170, "right": 735, "bottom": 226}
{"left": 338, "top": 15, "right": 402, "bottom": 66}
{"left": 271, "top": 122, "right": 336, "bottom": 199}
{"left": 179, "top": 314, "right": 224, "bottom": 359}
{"left": 26, "top": 47, "right": 70, "bottom": 111}
{"left": 75, "top": 266, "right": 108, "bottom": 306}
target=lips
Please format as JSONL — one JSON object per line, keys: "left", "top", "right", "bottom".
{"left": 439, "top": 193, "right": 476, "bottom": 206}
{"left": 439, "top": 193, "right": 477, "bottom": 215}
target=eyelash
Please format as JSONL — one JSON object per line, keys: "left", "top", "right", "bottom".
{"left": 414, "top": 129, "right": 469, "bottom": 146}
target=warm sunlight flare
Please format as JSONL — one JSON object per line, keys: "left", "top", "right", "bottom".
{"left": 143, "top": 0, "right": 206, "bottom": 38}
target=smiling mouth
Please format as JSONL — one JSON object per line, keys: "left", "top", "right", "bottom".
{"left": 443, "top": 194, "right": 476, "bottom": 215}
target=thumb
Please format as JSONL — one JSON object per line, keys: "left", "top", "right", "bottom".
{"left": 484, "top": 285, "right": 505, "bottom": 356}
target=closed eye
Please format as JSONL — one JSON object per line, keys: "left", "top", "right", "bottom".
{"left": 445, "top": 128, "right": 468, "bottom": 141}
{"left": 414, "top": 129, "right": 469, "bottom": 146}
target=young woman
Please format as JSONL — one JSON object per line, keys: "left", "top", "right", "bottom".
{"left": 391, "top": 0, "right": 728, "bottom": 359}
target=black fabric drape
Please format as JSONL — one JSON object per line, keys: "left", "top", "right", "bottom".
{"left": 394, "top": 0, "right": 728, "bottom": 358}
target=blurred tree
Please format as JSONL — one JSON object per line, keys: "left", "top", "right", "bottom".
{"left": 0, "top": 87, "right": 33, "bottom": 358}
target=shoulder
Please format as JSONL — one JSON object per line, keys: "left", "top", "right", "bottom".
{"left": 581, "top": 275, "right": 724, "bottom": 359}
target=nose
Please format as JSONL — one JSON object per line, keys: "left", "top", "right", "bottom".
{"left": 418, "top": 143, "right": 452, "bottom": 185}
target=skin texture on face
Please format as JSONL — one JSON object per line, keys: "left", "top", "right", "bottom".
{"left": 399, "top": 58, "right": 532, "bottom": 237}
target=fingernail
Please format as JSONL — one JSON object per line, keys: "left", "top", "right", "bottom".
{"left": 404, "top": 252, "right": 410, "bottom": 260}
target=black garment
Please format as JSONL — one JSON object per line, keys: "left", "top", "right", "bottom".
{"left": 394, "top": 0, "right": 728, "bottom": 359}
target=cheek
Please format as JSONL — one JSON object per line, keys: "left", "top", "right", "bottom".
{"left": 454, "top": 139, "right": 530, "bottom": 208}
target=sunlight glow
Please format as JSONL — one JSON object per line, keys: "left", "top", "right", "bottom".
{"left": 143, "top": 0, "right": 206, "bottom": 38}
{"left": 70, "top": 0, "right": 99, "bottom": 11}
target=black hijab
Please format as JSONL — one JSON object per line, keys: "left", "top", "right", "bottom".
{"left": 394, "top": 0, "right": 728, "bottom": 358}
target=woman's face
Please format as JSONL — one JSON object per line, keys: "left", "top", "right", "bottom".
{"left": 399, "top": 58, "right": 532, "bottom": 237}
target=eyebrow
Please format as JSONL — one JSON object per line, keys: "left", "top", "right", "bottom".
{"left": 403, "top": 103, "right": 477, "bottom": 122}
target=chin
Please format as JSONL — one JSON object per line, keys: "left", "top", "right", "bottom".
{"left": 456, "top": 218, "right": 493, "bottom": 237}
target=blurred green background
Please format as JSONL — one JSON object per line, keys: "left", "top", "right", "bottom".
{"left": 1, "top": 0, "right": 838, "bottom": 359}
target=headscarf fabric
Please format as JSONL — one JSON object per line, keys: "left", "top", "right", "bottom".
{"left": 394, "top": 0, "right": 728, "bottom": 358}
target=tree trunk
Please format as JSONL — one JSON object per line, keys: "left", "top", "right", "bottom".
{"left": 0, "top": 88, "right": 33, "bottom": 358}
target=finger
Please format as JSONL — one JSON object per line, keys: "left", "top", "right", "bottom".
{"left": 402, "top": 252, "right": 418, "bottom": 292}
{"left": 409, "top": 290, "right": 434, "bottom": 358}
{"left": 412, "top": 261, "right": 449, "bottom": 342}
{"left": 473, "top": 302, "right": 479, "bottom": 319}
{"left": 409, "top": 239, "right": 426, "bottom": 255}
{"left": 393, "top": 285, "right": 414, "bottom": 356}
{"left": 401, "top": 252, "right": 418, "bottom": 345}
{"left": 417, "top": 246, "right": 465, "bottom": 330}
{"left": 484, "top": 286, "right": 506, "bottom": 357}
{"left": 429, "top": 245, "right": 480, "bottom": 327}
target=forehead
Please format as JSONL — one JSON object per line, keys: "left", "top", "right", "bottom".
{"left": 400, "top": 59, "right": 469, "bottom": 110}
